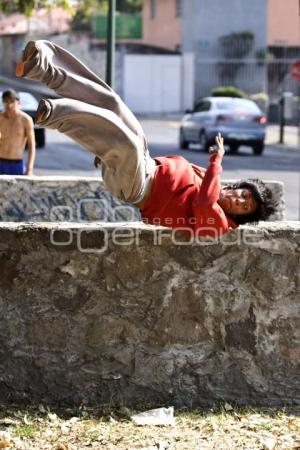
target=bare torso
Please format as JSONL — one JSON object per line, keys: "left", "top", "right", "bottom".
{"left": 0, "top": 110, "right": 29, "bottom": 159}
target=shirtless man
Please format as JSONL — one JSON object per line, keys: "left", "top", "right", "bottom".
{"left": 0, "top": 89, "right": 36, "bottom": 175}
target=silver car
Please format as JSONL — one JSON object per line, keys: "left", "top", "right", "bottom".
{"left": 179, "top": 96, "right": 267, "bottom": 155}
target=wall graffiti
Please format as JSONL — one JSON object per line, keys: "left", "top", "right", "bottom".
{"left": 0, "top": 180, "right": 140, "bottom": 223}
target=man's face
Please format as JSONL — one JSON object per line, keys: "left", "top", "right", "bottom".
{"left": 218, "top": 187, "right": 258, "bottom": 215}
{"left": 2, "top": 98, "right": 19, "bottom": 114}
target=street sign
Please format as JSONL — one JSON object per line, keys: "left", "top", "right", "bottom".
{"left": 291, "top": 60, "right": 300, "bottom": 81}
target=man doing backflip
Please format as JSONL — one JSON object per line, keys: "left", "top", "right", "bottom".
{"left": 16, "top": 40, "right": 276, "bottom": 237}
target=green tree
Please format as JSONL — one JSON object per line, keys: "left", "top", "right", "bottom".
{"left": 0, "top": 0, "right": 74, "bottom": 17}
{"left": 71, "top": 0, "right": 105, "bottom": 32}
{"left": 0, "top": 0, "right": 143, "bottom": 31}
{"left": 211, "top": 86, "right": 247, "bottom": 98}
{"left": 70, "top": 0, "right": 143, "bottom": 32}
{"left": 117, "top": 0, "right": 143, "bottom": 13}
{"left": 217, "top": 31, "right": 254, "bottom": 84}
{"left": 219, "top": 31, "right": 254, "bottom": 59}
{"left": 0, "top": 0, "right": 143, "bottom": 17}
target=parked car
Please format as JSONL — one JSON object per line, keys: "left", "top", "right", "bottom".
{"left": 179, "top": 96, "right": 267, "bottom": 155}
{"left": 0, "top": 91, "right": 45, "bottom": 148}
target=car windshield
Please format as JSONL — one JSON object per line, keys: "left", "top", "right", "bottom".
{"left": 215, "top": 99, "right": 260, "bottom": 113}
{"left": 19, "top": 92, "right": 39, "bottom": 109}
{"left": 0, "top": 91, "right": 39, "bottom": 110}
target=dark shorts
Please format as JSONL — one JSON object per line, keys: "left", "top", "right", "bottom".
{"left": 0, "top": 158, "right": 24, "bottom": 175}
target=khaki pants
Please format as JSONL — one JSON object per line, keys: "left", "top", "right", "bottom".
{"left": 24, "top": 40, "right": 156, "bottom": 203}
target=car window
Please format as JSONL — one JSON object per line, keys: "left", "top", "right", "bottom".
{"left": 19, "top": 92, "right": 39, "bottom": 110}
{"left": 214, "top": 100, "right": 232, "bottom": 110}
{"left": 215, "top": 99, "right": 260, "bottom": 113}
{"left": 194, "top": 101, "right": 211, "bottom": 112}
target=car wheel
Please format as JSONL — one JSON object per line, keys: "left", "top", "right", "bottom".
{"left": 229, "top": 143, "right": 239, "bottom": 154}
{"left": 199, "top": 131, "right": 210, "bottom": 152}
{"left": 179, "top": 128, "right": 189, "bottom": 149}
{"left": 252, "top": 141, "right": 264, "bottom": 155}
{"left": 35, "top": 129, "right": 45, "bottom": 148}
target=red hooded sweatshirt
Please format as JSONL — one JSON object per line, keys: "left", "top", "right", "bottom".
{"left": 141, "top": 153, "right": 238, "bottom": 238}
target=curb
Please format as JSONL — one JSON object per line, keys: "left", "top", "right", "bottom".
{"left": 266, "top": 143, "right": 299, "bottom": 152}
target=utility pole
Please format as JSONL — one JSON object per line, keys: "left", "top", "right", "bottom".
{"left": 298, "top": 0, "right": 300, "bottom": 149}
{"left": 106, "top": 0, "right": 116, "bottom": 88}
{"left": 279, "top": 94, "right": 285, "bottom": 144}
{"left": 298, "top": 0, "right": 300, "bottom": 220}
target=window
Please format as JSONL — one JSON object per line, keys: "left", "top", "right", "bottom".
{"left": 194, "top": 101, "right": 211, "bottom": 112}
{"left": 175, "top": 0, "right": 182, "bottom": 17}
{"left": 215, "top": 99, "right": 260, "bottom": 113}
{"left": 150, "top": 0, "right": 156, "bottom": 19}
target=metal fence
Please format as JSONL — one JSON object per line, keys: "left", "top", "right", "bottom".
{"left": 195, "top": 58, "right": 299, "bottom": 98}
{"left": 194, "top": 57, "right": 300, "bottom": 123}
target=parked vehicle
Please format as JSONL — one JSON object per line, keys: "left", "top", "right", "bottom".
{"left": 0, "top": 91, "right": 45, "bottom": 148}
{"left": 179, "top": 96, "right": 267, "bottom": 155}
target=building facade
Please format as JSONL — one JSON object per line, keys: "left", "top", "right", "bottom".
{"left": 139, "top": 0, "right": 299, "bottom": 107}
{"left": 181, "top": 0, "right": 268, "bottom": 100}
{"left": 268, "top": 0, "right": 300, "bottom": 47}
{"left": 141, "top": 0, "right": 182, "bottom": 50}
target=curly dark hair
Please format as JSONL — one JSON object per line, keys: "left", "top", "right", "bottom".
{"left": 224, "top": 178, "right": 279, "bottom": 225}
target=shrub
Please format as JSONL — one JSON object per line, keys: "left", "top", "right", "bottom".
{"left": 250, "top": 92, "right": 269, "bottom": 102}
{"left": 211, "top": 86, "right": 247, "bottom": 98}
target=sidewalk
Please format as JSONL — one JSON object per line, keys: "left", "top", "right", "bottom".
{"left": 266, "top": 125, "right": 299, "bottom": 151}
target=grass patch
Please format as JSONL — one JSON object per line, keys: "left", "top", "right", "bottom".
{"left": 0, "top": 403, "right": 299, "bottom": 449}
{"left": 15, "top": 423, "right": 39, "bottom": 439}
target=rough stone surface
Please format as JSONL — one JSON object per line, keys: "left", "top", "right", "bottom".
{"left": 0, "top": 221, "right": 299, "bottom": 407}
{"left": 0, "top": 176, "right": 139, "bottom": 223}
{"left": 0, "top": 176, "right": 285, "bottom": 222}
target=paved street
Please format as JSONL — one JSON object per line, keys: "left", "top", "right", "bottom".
{"left": 31, "top": 119, "right": 300, "bottom": 220}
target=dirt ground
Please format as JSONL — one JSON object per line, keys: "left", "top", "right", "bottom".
{"left": 0, "top": 403, "right": 299, "bottom": 450}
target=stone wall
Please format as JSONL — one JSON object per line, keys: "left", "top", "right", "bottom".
{"left": 0, "top": 221, "right": 299, "bottom": 407}
{"left": 0, "top": 176, "right": 285, "bottom": 223}
{"left": 0, "top": 176, "right": 140, "bottom": 223}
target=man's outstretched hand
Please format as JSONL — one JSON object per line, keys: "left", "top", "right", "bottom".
{"left": 209, "top": 132, "right": 225, "bottom": 158}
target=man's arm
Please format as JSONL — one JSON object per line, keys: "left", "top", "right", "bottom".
{"left": 192, "top": 133, "right": 231, "bottom": 237}
{"left": 24, "top": 115, "right": 36, "bottom": 176}
{"left": 198, "top": 132, "right": 225, "bottom": 205}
